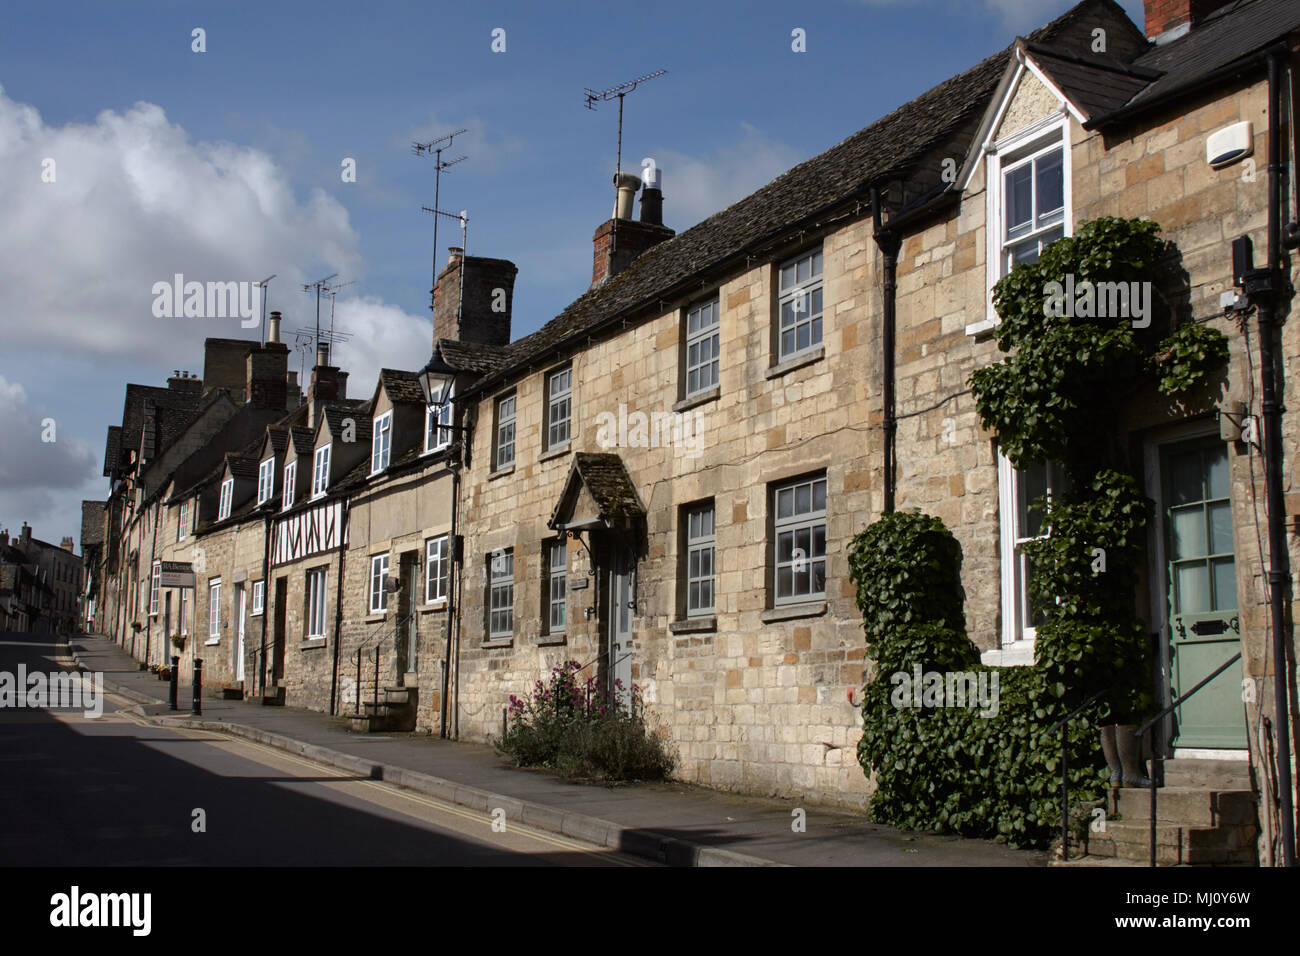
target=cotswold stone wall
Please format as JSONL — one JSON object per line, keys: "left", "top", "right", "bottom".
{"left": 455, "top": 215, "right": 885, "bottom": 809}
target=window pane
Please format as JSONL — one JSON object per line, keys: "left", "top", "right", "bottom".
{"left": 1211, "top": 557, "right": 1237, "bottom": 611}
{"left": 1170, "top": 506, "right": 1206, "bottom": 560}
{"left": 1206, "top": 446, "right": 1229, "bottom": 499}
{"left": 1005, "top": 163, "right": 1034, "bottom": 237}
{"left": 1174, "top": 562, "right": 1210, "bottom": 614}
{"left": 777, "top": 488, "right": 793, "bottom": 519}
{"left": 1035, "top": 149, "right": 1064, "bottom": 220}
{"left": 1208, "top": 502, "right": 1233, "bottom": 554}
{"left": 1169, "top": 452, "right": 1202, "bottom": 505}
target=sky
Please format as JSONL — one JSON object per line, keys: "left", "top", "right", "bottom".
{"left": 0, "top": 0, "right": 1147, "bottom": 550}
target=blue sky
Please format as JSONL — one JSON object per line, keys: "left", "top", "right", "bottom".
{"left": 0, "top": 0, "right": 1146, "bottom": 546}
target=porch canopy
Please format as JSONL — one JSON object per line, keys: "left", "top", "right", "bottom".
{"left": 548, "top": 452, "right": 645, "bottom": 534}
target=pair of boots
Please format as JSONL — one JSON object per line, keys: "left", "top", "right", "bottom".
{"left": 1100, "top": 724, "right": 1152, "bottom": 788}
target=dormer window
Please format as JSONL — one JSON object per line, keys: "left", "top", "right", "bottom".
{"left": 218, "top": 478, "right": 234, "bottom": 520}
{"left": 282, "top": 459, "right": 297, "bottom": 511}
{"left": 312, "top": 445, "right": 331, "bottom": 498}
{"left": 371, "top": 411, "right": 393, "bottom": 473}
{"left": 257, "top": 458, "right": 275, "bottom": 505}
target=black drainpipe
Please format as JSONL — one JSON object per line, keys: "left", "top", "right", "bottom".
{"left": 1259, "top": 45, "right": 1296, "bottom": 867}
{"left": 329, "top": 499, "right": 349, "bottom": 717}
{"left": 871, "top": 186, "right": 901, "bottom": 513}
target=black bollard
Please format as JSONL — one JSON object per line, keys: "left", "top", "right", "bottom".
{"left": 169, "top": 655, "right": 179, "bottom": 711}
{"left": 191, "top": 658, "right": 203, "bottom": 716}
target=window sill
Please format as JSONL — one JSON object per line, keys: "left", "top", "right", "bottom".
{"left": 482, "top": 638, "right": 513, "bottom": 649}
{"left": 365, "top": 612, "right": 387, "bottom": 623}
{"left": 488, "top": 464, "right": 515, "bottom": 481}
{"left": 765, "top": 345, "right": 825, "bottom": 380}
{"left": 980, "top": 642, "right": 1035, "bottom": 667}
{"left": 204, "top": 637, "right": 221, "bottom": 646}
{"left": 300, "top": 638, "right": 327, "bottom": 650}
{"left": 760, "top": 601, "right": 827, "bottom": 623}
{"left": 674, "top": 387, "right": 719, "bottom": 413}
{"left": 965, "top": 316, "right": 998, "bottom": 337}
{"left": 670, "top": 616, "right": 716, "bottom": 634}
{"left": 539, "top": 443, "right": 571, "bottom": 463}
{"left": 536, "top": 634, "right": 567, "bottom": 646}
{"left": 420, "top": 600, "right": 448, "bottom": 614}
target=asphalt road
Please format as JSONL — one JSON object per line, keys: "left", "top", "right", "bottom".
{"left": 0, "top": 632, "right": 650, "bottom": 866}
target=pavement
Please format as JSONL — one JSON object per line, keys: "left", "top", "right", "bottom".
{"left": 70, "top": 632, "right": 1046, "bottom": 867}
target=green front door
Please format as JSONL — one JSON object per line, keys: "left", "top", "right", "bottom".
{"left": 1163, "top": 439, "right": 1247, "bottom": 749}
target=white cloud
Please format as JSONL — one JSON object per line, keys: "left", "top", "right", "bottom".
{"left": 851, "top": 0, "right": 1076, "bottom": 33}
{"left": 0, "top": 375, "right": 98, "bottom": 534}
{"left": 651, "top": 123, "right": 805, "bottom": 231}
{"left": 0, "top": 86, "right": 420, "bottom": 368}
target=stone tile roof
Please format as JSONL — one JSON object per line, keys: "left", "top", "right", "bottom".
{"left": 378, "top": 369, "right": 425, "bottom": 405}
{"left": 437, "top": 339, "right": 512, "bottom": 374}
{"left": 322, "top": 401, "right": 372, "bottom": 445}
{"left": 225, "top": 455, "right": 260, "bottom": 482}
{"left": 103, "top": 426, "right": 123, "bottom": 478}
{"left": 289, "top": 427, "right": 315, "bottom": 454}
{"left": 264, "top": 427, "right": 289, "bottom": 459}
{"left": 449, "top": 0, "right": 1125, "bottom": 398}
{"left": 569, "top": 452, "right": 645, "bottom": 523}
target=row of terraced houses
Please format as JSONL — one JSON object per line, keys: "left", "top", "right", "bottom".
{"left": 84, "top": 0, "right": 1300, "bottom": 862}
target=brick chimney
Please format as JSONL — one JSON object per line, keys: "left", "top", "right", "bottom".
{"left": 246, "top": 339, "right": 290, "bottom": 411}
{"left": 432, "top": 250, "right": 517, "bottom": 349}
{"left": 20, "top": 522, "right": 31, "bottom": 547}
{"left": 0, "top": 529, "right": 8, "bottom": 548}
{"left": 591, "top": 170, "right": 674, "bottom": 288}
{"left": 308, "top": 342, "right": 347, "bottom": 430}
{"left": 1145, "top": 0, "right": 1233, "bottom": 43}
{"left": 202, "top": 338, "right": 255, "bottom": 401}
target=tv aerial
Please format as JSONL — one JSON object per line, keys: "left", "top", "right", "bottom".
{"left": 414, "top": 129, "right": 469, "bottom": 311}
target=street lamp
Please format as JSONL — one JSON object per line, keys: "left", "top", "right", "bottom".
{"left": 418, "top": 352, "right": 457, "bottom": 409}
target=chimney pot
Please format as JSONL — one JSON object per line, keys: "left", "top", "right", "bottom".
{"left": 613, "top": 171, "right": 641, "bottom": 220}
{"left": 269, "top": 311, "right": 282, "bottom": 344}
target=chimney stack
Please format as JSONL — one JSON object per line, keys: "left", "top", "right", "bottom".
{"left": 20, "top": 522, "right": 31, "bottom": 547}
{"left": 592, "top": 168, "right": 674, "bottom": 288}
{"left": 432, "top": 251, "right": 518, "bottom": 350}
{"left": 1144, "top": 0, "right": 1233, "bottom": 43}
{"left": 307, "top": 345, "right": 347, "bottom": 430}
{"left": 247, "top": 333, "right": 290, "bottom": 411}
{"left": 60, "top": 536, "right": 74, "bottom": 552}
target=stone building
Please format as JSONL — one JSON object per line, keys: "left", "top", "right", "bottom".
{"left": 0, "top": 524, "right": 81, "bottom": 633}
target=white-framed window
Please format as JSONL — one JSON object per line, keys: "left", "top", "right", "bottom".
{"left": 371, "top": 411, "right": 393, "bottom": 473}
{"left": 208, "top": 579, "right": 221, "bottom": 639}
{"left": 545, "top": 367, "right": 571, "bottom": 450}
{"left": 369, "top": 553, "right": 390, "bottom": 614}
{"left": 488, "top": 548, "right": 514, "bottom": 639}
{"left": 179, "top": 588, "right": 189, "bottom": 637}
{"left": 251, "top": 580, "right": 264, "bottom": 616}
{"left": 773, "top": 474, "right": 827, "bottom": 605}
{"left": 777, "top": 247, "right": 823, "bottom": 361}
{"left": 306, "top": 568, "right": 327, "bottom": 639}
{"left": 686, "top": 502, "right": 715, "bottom": 617}
{"left": 139, "top": 580, "right": 148, "bottom": 615}
{"left": 425, "top": 535, "right": 449, "bottom": 603}
{"left": 257, "top": 458, "right": 275, "bottom": 505}
{"left": 975, "top": 115, "right": 1071, "bottom": 333}
{"left": 685, "top": 296, "right": 720, "bottom": 396}
{"left": 996, "top": 453, "right": 1068, "bottom": 654}
{"left": 494, "top": 394, "right": 516, "bottom": 470}
{"left": 312, "top": 445, "right": 331, "bottom": 498}
{"left": 149, "top": 561, "right": 160, "bottom": 616}
{"left": 178, "top": 500, "right": 188, "bottom": 542}
{"left": 282, "top": 459, "right": 297, "bottom": 511}
{"left": 218, "top": 479, "right": 234, "bottom": 520}
{"left": 546, "top": 540, "right": 566, "bottom": 634}
{"left": 425, "top": 385, "right": 454, "bottom": 453}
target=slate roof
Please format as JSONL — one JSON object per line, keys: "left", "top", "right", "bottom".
{"left": 378, "top": 369, "right": 425, "bottom": 405}
{"left": 1120, "top": 0, "right": 1300, "bottom": 114}
{"left": 437, "top": 339, "right": 512, "bottom": 374}
{"left": 1024, "top": 43, "right": 1158, "bottom": 120}
{"left": 81, "top": 501, "right": 106, "bottom": 548}
{"left": 452, "top": 0, "right": 1128, "bottom": 398}
{"left": 289, "top": 427, "right": 316, "bottom": 454}
{"left": 263, "top": 427, "right": 289, "bottom": 459}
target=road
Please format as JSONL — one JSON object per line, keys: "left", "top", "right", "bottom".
{"left": 0, "top": 632, "right": 650, "bottom": 866}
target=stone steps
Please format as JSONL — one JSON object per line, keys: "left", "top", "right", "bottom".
{"left": 1112, "top": 786, "right": 1257, "bottom": 827}
{"left": 1083, "top": 782, "right": 1258, "bottom": 865}
{"left": 1162, "top": 757, "right": 1252, "bottom": 790}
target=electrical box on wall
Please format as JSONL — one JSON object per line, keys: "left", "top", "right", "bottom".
{"left": 1206, "top": 121, "right": 1253, "bottom": 169}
